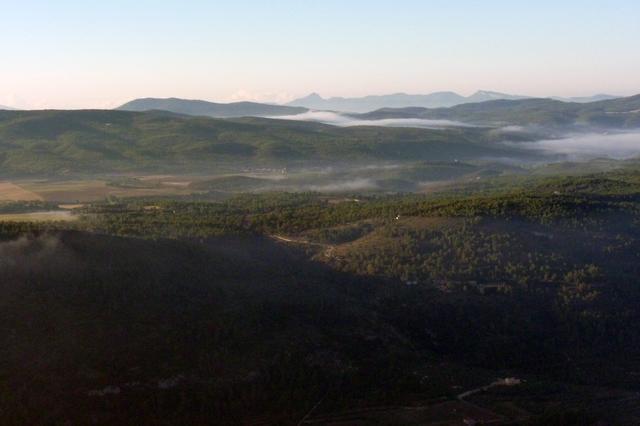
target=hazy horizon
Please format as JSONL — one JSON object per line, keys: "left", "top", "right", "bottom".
{"left": 2, "top": 0, "right": 639, "bottom": 110}
{"left": 3, "top": 89, "right": 638, "bottom": 111}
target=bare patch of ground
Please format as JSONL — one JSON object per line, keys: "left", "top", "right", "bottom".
{"left": 20, "top": 180, "right": 193, "bottom": 202}
{"left": 0, "top": 211, "right": 77, "bottom": 222}
{"left": 0, "top": 181, "right": 44, "bottom": 201}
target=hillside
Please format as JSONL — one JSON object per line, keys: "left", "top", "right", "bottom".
{"left": 3, "top": 170, "right": 640, "bottom": 423}
{"left": 0, "top": 230, "right": 416, "bottom": 424}
{"left": 118, "top": 97, "right": 308, "bottom": 118}
{"left": 355, "top": 94, "right": 640, "bottom": 128}
{"left": 0, "top": 110, "right": 533, "bottom": 176}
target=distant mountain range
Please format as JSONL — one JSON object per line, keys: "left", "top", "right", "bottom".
{"left": 554, "top": 94, "right": 620, "bottom": 103}
{"left": 116, "top": 93, "right": 623, "bottom": 118}
{"left": 0, "top": 105, "right": 17, "bottom": 110}
{"left": 117, "top": 97, "right": 307, "bottom": 118}
{"left": 287, "top": 91, "right": 620, "bottom": 113}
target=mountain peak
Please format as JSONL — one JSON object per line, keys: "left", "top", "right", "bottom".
{"left": 467, "top": 90, "right": 529, "bottom": 103}
{"left": 287, "top": 91, "right": 467, "bottom": 112}
{"left": 301, "top": 93, "right": 324, "bottom": 101}
{"left": 472, "top": 90, "right": 504, "bottom": 97}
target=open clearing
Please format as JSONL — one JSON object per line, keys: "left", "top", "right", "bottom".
{"left": 19, "top": 179, "right": 194, "bottom": 202}
{"left": 0, "top": 210, "right": 77, "bottom": 222}
{"left": 0, "top": 181, "right": 44, "bottom": 201}
{"left": 1, "top": 172, "right": 319, "bottom": 202}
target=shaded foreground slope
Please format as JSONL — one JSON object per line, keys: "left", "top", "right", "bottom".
{"left": 4, "top": 171, "right": 640, "bottom": 423}
{"left": 0, "top": 231, "right": 410, "bottom": 424}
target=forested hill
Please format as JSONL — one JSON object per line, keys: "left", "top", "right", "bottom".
{"left": 117, "top": 97, "right": 308, "bottom": 118}
{"left": 0, "top": 110, "right": 532, "bottom": 176}
{"left": 355, "top": 94, "right": 640, "bottom": 128}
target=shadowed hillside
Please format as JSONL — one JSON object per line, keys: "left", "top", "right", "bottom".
{"left": 3, "top": 170, "right": 640, "bottom": 423}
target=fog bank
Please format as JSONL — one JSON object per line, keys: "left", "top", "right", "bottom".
{"left": 519, "top": 131, "right": 640, "bottom": 160}
{"left": 271, "top": 111, "right": 475, "bottom": 129}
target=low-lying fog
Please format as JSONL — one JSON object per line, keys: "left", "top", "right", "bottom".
{"left": 272, "top": 110, "right": 474, "bottom": 129}
{"left": 307, "top": 178, "right": 377, "bottom": 192}
{"left": 518, "top": 131, "right": 640, "bottom": 160}
{"left": 271, "top": 108, "right": 640, "bottom": 165}
{"left": 275, "top": 111, "right": 640, "bottom": 161}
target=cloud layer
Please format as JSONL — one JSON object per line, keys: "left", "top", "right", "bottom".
{"left": 272, "top": 111, "right": 475, "bottom": 129}
{"left": 520, "top": 132, "right": 640, "bottom": 160}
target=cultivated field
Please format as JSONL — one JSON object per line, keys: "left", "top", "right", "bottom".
{"left": 17, "top": 180, "right": 190, "bottom": 202}
{"left": 0, "top": 211, "right": 77, "bottom": 222}
{"left": 0, "top": 182, "right": 43, "bottom": 201}
{"left": 2, "top": 175, "right": 209, "bottom": 202}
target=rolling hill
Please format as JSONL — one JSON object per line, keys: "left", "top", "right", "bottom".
{"left": 354, "top": 94, "right": 640, "bottom": 128}
{"left": 117, "top": 97, "right": 308, "bottom": 118}
{"left": 0, "top": 110, "right": 535, "bottom": 176}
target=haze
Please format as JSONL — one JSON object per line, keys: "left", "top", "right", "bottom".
{"left": 2, "top": 0, "right": 639, "bottom": 109}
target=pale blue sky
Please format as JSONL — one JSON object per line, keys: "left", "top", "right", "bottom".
{"left": 2, "top": 0, "right": 639, "bottom": 108}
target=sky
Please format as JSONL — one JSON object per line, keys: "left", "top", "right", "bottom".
{"left": 1, "top": 0, "right": 639, "bottom": 109}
